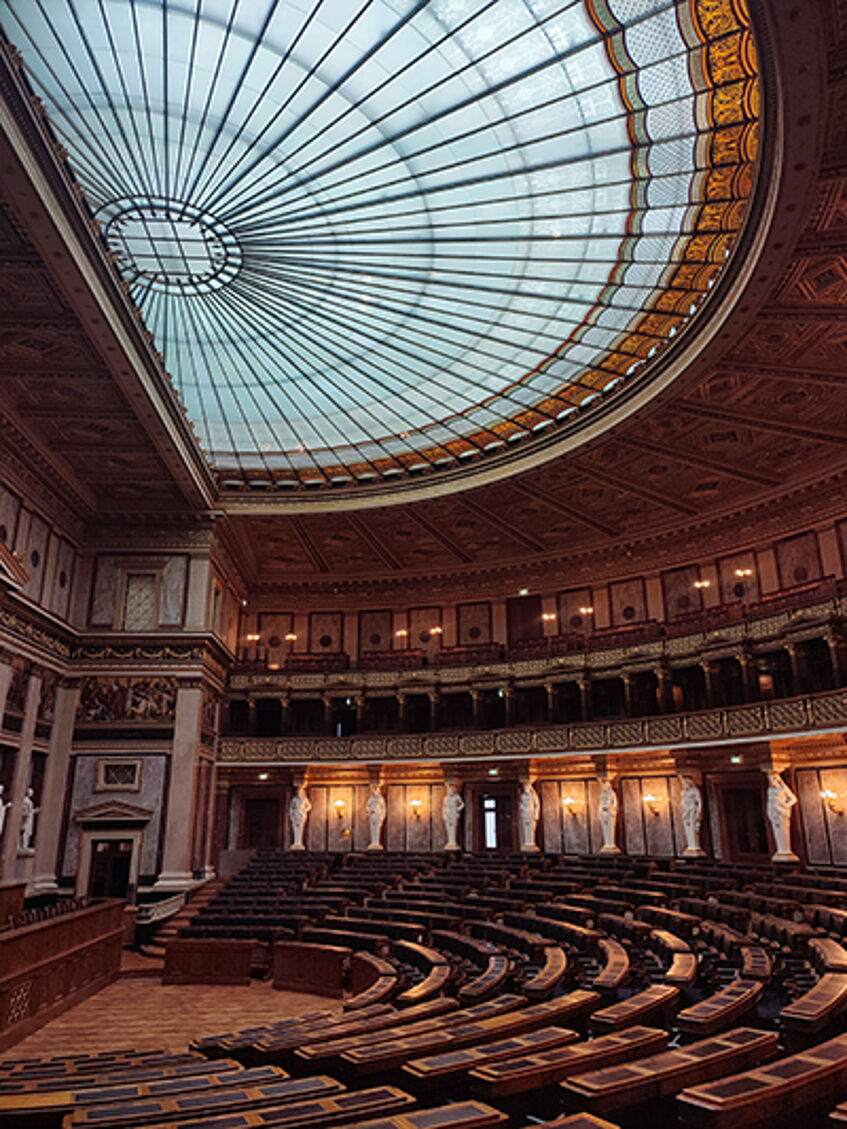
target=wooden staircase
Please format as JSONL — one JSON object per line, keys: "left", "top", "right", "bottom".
{"left": 141, "top": 878, "right": 226, "bottom": 961}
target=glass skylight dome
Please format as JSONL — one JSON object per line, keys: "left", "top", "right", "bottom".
{"left": 2, "top": 0, "right": 759, "bottom": 488}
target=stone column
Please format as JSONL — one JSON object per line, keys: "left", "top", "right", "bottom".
{"left": 826, "top": 631, "right": 847, "bottom": 687}
{"left": 787, "top": 644, "right": 806, "bottom": 695}
{"left": 578, "top": 677, "right": 591, "bottom": 722}
{"left": 31, "top": 679, "right": 80, "bottom": 893}
{"left": 322, "top": 694, "right": 333, "bottom": 734}
{"left": 739, "top": 648, "right": 759, "bottom": 702}
{"left": 622, "top": 673, "right": 635, "bottom": 717}
{"left": 503, "top": 687, "right": 514, "bottom": 728}
{"left": 471, "top": 689, "right": 481, "bottom": 729}
{"left": 0, "top": 653, "right": 13, "bottom": 720}
{"left": 656, "top": 665, "right": 673, "bottom": 714}
{"left": 703, "top": 661, "right": 722, "bottom": 708}
{"left": 156, "top": 682, "right": 203, "bottom": 889}
{"left": 545, "top": 682, "right": 556, "bottom": 723}
{"left": 428, "top": 690, "right": 439, "bottom": 731}
{"left": 2, "top": 669, "right": 42, "bottom": 883}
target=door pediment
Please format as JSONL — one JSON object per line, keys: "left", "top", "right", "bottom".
{"left": 75, "top": 800, "right": 153, "bottom": 823}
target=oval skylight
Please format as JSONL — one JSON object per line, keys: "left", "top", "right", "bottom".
{"left": 1, "top": 0, "right": 760, "bottom": 488}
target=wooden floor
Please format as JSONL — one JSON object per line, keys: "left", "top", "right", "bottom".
{"left": 3, "top": 977, "right": 343, "bottom": 1059}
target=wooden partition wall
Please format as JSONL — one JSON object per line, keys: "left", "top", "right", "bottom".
{"left": 0, "top": 900, "right": 125, "bottom": 1050}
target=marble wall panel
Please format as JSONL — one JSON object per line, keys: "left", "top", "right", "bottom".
{"left": 718, "top": 551, "right": 760, "bottom": 605}
{"left": 661, "top": 564, "right": 702, "bottom": 620}
{"left": 90, "top": 556, "right": 119, "bottom": 626}
{"left": 776, "top": 531, "right": 822, "bottom": 588}
{"left": 407, "top": 785, "right": 431, "bottom": 852}
{"left": 541, "top": 780, "right": 562, "bottom": 853}
{"left": 353, "top": 784, "right": 372, "bottom": 851}
{"left": 0, "top": 484, "right": 20, "bottom": 550}
{"left": 558, "top": 588, "right": 592, "bottom": 633}
{"left": 359, "top": 609, "right": 393, "bottom": 653}
{"left": 306, "top": 786, "right": 327, "bottom": 852}
{"left": 642, "top": 776, "right": 674, "bottom": 856}
{"left": 458, "top": 602, "right": 492, "bottom": 645}
{"left": 160, "top": 556, "right": 188, "bottom": 626}
{"left": 22, "top": 513, "right": 49, "bottom": 602}
{"left": 797, "top": 768, "right": 830, "bottom": 865}
{"left": 622, "top": 777, "right": 645, "bottom": 855}
{"left": 561, "top": 780, "right": 590, "bottom": 855}
{"left": 386, "top": 784, "right": 406, "bottom": 851}
{"left": 668, "top": 775, "right": 688, "bottom": 856}
{"left": 47, "top": 537, "right": 75, "bottom": 619}
{"left": 610, "top": 579, "right": 647, "bottom": 627}
{"left": 309, "top": 611, "right": 343, "bottom": 653}
{"left": 327, "top": 784, "right": 354, "bottom": 852}
{"left": 410, "top": 606, "right": 443, "bottom": 661}
{"left": 818, "top": 767, "right": 847, "bottom": 866}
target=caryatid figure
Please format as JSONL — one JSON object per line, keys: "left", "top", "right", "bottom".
{"left": 365, "top": 784, "right": 387, "bottom": 850}
{"left": 288, "top": 785, "right": 311, "bottom": 851}
{"left": 19, "top": 787, "right": 38, "bottom": 852}
{"left": 679, "top": 775, "right": 705, "bottom": 857}
{"left": 597, "top": 777, "right": 620, "bottom": 854}
{"left": 766, "top": 771, "right": 798, "bottom": 862}
{"left": 519, "top": 781, "right": 541, "bottom": 851}
{"left": 443, "top": 783, "right": 465, "bottom": 851}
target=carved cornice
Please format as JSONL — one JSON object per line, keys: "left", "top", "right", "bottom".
{"left": 218, "top": 688, "right": 847, "bottom": 765}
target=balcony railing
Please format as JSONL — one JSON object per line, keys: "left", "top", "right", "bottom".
{"left": 218, "top": 686, "right": 847, "bottom": 764}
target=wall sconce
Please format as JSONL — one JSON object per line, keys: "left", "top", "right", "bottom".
{"left": 395, "top": 628, "right": 408, "bottom": 638}
{"left": 431, "top": 625, "right": 443, "bottom": 635}
{"left": 821, "top": 789, "right": 844, "bottom": 815}
{"left": 562, "top": 795, "right": 578, "bottom": 816}
{"left": 245, "top": 633, "right": 260, "bottom": 642}
{"left": 333, "top": 799, "right": 346, "bottom": 820}
{"left": 258, "top": 772, "right": 269, "bottom": 781}
{"left": 409, "top": 798, "right": 423, "bottom": 820}
{"left": 735, "top": 568, "right": 753, "bottom": 578}
{"left": 542, "top": 612, "right": 557, "bottom": 622}
{"left": 284, "top": 632, "right": 297, "bottom": 641}
{"left": 578, "top": 605, "right": 594, "bottom": 616}
{"left": 643, "top": 793, "right": 660, "bottom": 816}
{"left": 693, "top": 579, "right": 711, "bottom": 590}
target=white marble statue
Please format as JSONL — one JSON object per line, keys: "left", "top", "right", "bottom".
{"left": 0, "top": 784, "right": 10, "bottom": 843}
{"left": 519, "top": 781, "right": 541, "bottom": 852}
{"left": 597, "top": 777, "right": 620, "bottom": 854}
{"left": 366, "top": 784, "right": 387, "bottom": 850}
{"left": 443, "top": 783, "right": 465, "bottom": 851}
{"left": 289, "top": 785, "right": 311, "bottom": 851}
{"left": 19, "top": 786, "right": 38, "bottom": 852}
{"left": 679, "top": 775, "right": 705, "bottom": 857}
{"left": 766, "top": 771, "right": 798, "bottom": 861}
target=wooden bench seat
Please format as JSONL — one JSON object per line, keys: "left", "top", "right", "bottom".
{"left": 809, "top": 937, "right": 847, "bottom": 974}
{"left": 593, "top": 938, "right": 629, "bottom": 993}
{"left": 345, "top": 954, "right": 398, "bottom": 1011}
{"left": 345, "top": 1100, "right": 508, "bottom": 1129}
{"left": 561, "top": 1027, "right": 777, "bottom": 1116}
{"left": 402, "top": 1026, "right": 579, "bottom": 1085}
{"left": 469, "top": 1026, "right": 668, "bottom": 1099}
{"left": 250, "top": 998, "right": 457, "bottom": 1065}
{"left": 340, "top": 993, "right": 599, "bottom": 1077}
{"left": 523, "top": 946, "right": 568, "bottom": 1001}
{"left": 778, "top": 972, "right": 847, "bottom": 1045}
{"left": 108, "top": 1083, "right": 416, "bottom": 1129}
{"left": 469, "top": 921, "right": 547, "bottom": 963}
{"left": 338, "top": 912, "right": 424, "bottom": 943}
{"left": 676, "top": 980, "right": 764, "bottom": 1038}
{"left": 21, "top": 1070, "right": 335, "bottom": 1128}
{"left": 0, "top": 1051, "right": 208, "bottom": 1081}
{"left": 738, "top": 944, "right": 772, "bottom": 982}
{"left": 458, "top": 955, "right": 512, "bottom": 1003}
{"left": 527, "top": 1115, "right": 621, "bottom": 1129}
{"left": 0, "top": 1056, "right": 235, "bottom": 1093}
{"left": 294, "top": 996, "right": 525, "bottom": 1069}
{"left": 300, "top": 928, "right": 392, "bottom": 959}
{"left": 676, "top": 1031, "right": 847, "bottom": 1128}
{"left": 590, "top": 984, "right": 680, "bottom": 1034}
